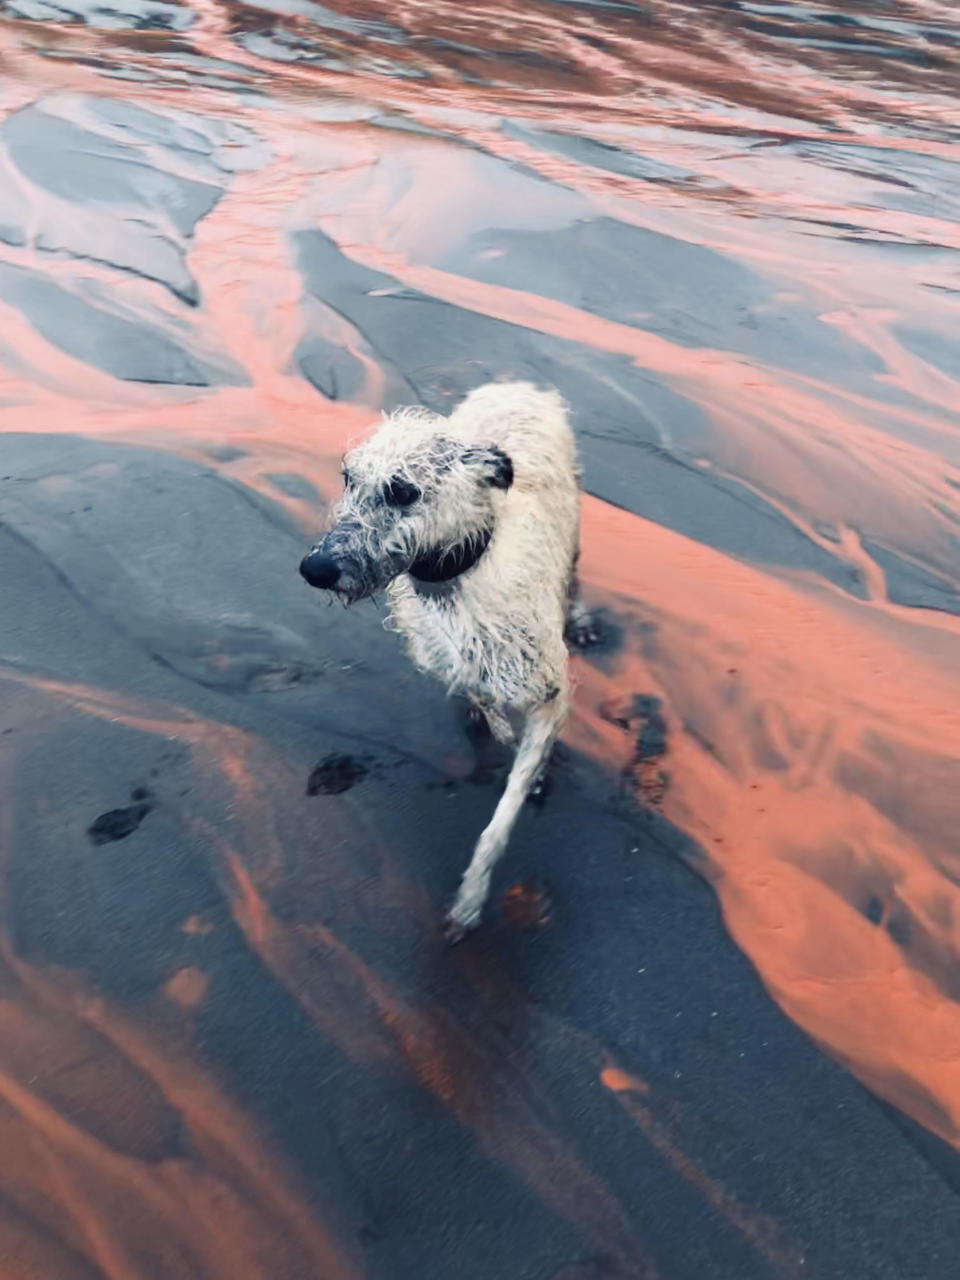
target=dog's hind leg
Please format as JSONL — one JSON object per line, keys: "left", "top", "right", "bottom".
{"left": 564, "top": 570, "right": 601, "bottom": 650}
{"left": 445, "top": 698, "right": 563, "bottom": 942}
{"left": 467, "top": 699, "right": 514, "bottom": 746}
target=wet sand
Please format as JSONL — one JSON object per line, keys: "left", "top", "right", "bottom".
{"left": 1, "top": 0, "right": 959, "bottom": 1275}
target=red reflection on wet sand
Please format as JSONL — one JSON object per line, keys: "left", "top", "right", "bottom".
{"left": 0, "top": 668, "right": 656, "bottom": 1272}
{"left": 0, "top": 898, "right": 362, "bottom": 1278}
{"left": 574, "top": 496, "right": 960, "bottom": 1143}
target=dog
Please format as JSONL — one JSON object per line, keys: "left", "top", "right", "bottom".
{"left": 300, "top": 382, "right": 594, "bottom": 940}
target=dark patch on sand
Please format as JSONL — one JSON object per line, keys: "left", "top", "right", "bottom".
{"left": 306, "top": 753, "right": 369, "bottom": 796}
{"left": 632, "top": 696, "right": 668, "bottom": 762}
{"left": 87, "top": 801, "right": 153, "bottom": 845}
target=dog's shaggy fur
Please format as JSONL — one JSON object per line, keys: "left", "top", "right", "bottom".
{"left": 300, "top": 382, "right": 592, "bottom": 939}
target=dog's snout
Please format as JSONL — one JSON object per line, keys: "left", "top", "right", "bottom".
{"left": 299, "top": 550, "right": 342, "bottom": 590}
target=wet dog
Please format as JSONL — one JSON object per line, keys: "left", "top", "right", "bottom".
{"left": 300, "top": 382, "right": 594, "bottom": 939}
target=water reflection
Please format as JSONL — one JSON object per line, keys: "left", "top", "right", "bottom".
{"left": 1, "top": 0, "right": 959, "bottom": 1274}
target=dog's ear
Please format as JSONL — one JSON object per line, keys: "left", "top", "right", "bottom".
{"left": 462, "top": 445, "right": 514, "bottom": 490}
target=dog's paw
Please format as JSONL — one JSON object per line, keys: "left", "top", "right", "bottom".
{"left": 566, "top": 610, "right": 602, "bottom": 651}
{"left": 443, "top": 907, "right": 483, "bottom": 945}
{"left": 444, "top": 886, "right": 485, "bottom": 944}
{"left": 443, "top": 915, "right": 473, "bottom": 946}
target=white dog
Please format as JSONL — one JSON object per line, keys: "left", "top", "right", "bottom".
{"left": 300, "top": 382, "right": 593, "bottom": 939}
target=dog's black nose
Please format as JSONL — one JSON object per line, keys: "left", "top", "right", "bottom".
{"left": 300, "top": 551, "right": 341, "bottom": 589}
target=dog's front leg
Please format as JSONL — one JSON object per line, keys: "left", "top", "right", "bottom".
{"left": 445, "top": 698, "right": 562, "bottom": 942}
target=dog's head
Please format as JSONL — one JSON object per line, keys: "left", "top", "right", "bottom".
{"left": 300, "top": 410, "right": 513, "bottom": 603}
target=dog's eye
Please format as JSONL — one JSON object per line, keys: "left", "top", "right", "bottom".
{"left": 384, "top": 477, "right": 421, "bottom": 507}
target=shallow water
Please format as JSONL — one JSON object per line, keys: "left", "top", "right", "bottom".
{"left": 1, "top": 0, "right": 959, "bottom": 1275}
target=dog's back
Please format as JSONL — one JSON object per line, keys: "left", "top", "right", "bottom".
{"left": 448, "top": 380, "right": 580, "bottom": 598}
{"left": 448, "top": 382, "right": 578, "bottom": 494}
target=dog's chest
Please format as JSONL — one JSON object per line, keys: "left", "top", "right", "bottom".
{"left": 405, "top": 594, "right": 488, "bottom": 682}
{"left": 389, "top": 583, "right": 539, "bottom": 704}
